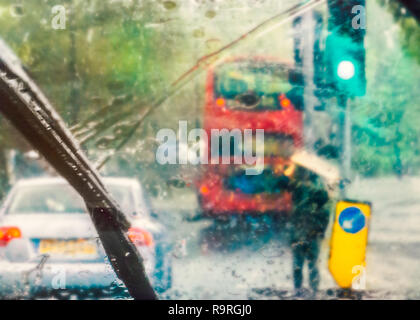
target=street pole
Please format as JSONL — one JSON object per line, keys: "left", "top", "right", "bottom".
{"left": 293, "top": 10, "right": 324, "bottom": 152}
{"left": 344, "top": 98, "right": 352, "bottom": 180}
{"left": 338, "top": 94, "right": 351, "bottom": 197}
{"left": 302, "top": 11, "right": 317, "bottom": 151}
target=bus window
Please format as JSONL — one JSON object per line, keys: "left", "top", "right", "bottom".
{"left": 215, "top": 61, "right": 293, "bottom": 111}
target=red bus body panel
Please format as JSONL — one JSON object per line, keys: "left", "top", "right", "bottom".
{"left": 198, "top": 58, "right": 303, "bottom": 217}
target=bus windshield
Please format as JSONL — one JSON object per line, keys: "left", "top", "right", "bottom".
{"left": 215, "top": 61, "right": 293, "bottom": 110}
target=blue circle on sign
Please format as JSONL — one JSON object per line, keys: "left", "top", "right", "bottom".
{"left": 338, "top": 206, "right": 366, "bottom": 234}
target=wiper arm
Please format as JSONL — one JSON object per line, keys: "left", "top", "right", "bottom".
{"left": 0, "top": 39, "right": 156, "bottom": 300}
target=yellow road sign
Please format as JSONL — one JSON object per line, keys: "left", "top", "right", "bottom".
{"left": 328, "top": 199, "right": 371, "bottom": 289}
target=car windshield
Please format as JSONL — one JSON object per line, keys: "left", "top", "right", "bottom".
{"left": 6, "top": 184, "right": 86, "bottom": 214}
{"left": 6, "top": 182, "right": 135, "bottom": 215}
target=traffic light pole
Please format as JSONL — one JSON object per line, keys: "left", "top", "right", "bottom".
{"left": 338, "top": 94, "right": 351, "bottom": 197}
{"left": 302, "top": 11, "right": 317, "bottom": 151}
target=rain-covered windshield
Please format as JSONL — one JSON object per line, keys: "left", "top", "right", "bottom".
{"left": 1, "top": 0, "right": 420, "bottom": 301}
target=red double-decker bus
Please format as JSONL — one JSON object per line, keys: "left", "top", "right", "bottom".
{"left": 197, "top": 57, "right": 304, "bottom": 221}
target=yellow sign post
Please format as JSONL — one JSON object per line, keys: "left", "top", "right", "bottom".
{"left": 328, "top": 200, "right": 371, "bottom": 289}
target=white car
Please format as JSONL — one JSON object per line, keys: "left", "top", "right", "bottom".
{"left": 0, "top": 177, "right": 172, "bottom": 298}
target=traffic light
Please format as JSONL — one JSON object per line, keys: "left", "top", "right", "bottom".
{"left": 326, "top": 0, "right": 366, "bottom": 97}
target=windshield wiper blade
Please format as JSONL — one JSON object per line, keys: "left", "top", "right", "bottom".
{"left": 0, "top": 39, "right": 156, "bottom": 300}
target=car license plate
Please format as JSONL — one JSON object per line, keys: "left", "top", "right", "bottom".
{"left": 39, "top": 239, "right": 97, "bottom": 256}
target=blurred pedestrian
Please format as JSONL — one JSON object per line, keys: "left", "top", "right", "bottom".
{"left": 281, "top": 166, "right": 331, "bottom": 293}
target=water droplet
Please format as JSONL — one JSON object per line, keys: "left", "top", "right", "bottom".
{"left": 205, "top": 10, "right": 216, "bottom": 19}
{"left": 10, "top": 4, "right": 25, "bottom": 17}
{"left": 163, "top": 1, "right": 177, "bottom": 10}
{"left": 193, "top": 28, "right": 205, "bottom": 38}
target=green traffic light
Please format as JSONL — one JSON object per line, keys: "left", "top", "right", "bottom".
{"left": 325, "top": 32, "right": 366, "bottom": 96}
{"left": 337, "top": 60, "right": 355, "bottom": 80}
